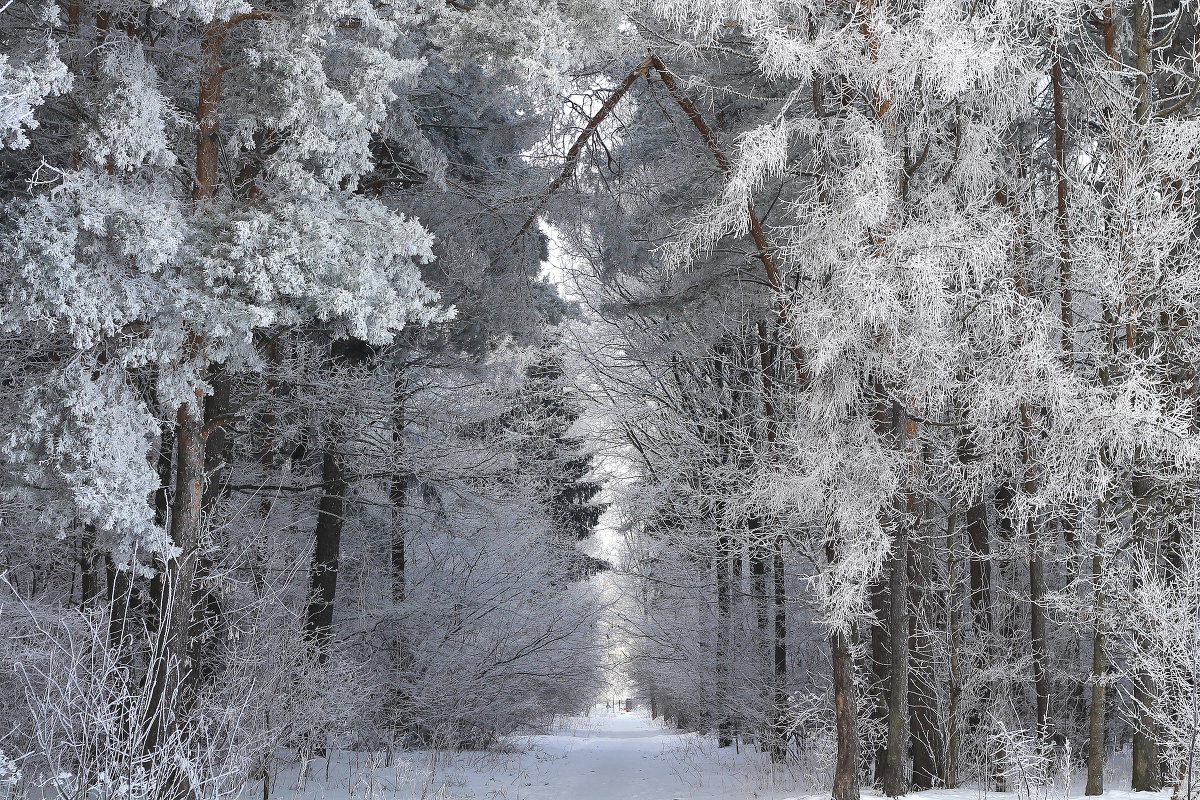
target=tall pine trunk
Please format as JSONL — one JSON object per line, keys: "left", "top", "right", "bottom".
{"left": 944, "top": 510, "right": 962, "bottom": 788}
{"left": 883, "top": 399, "right": 914, "bottom": 797}
{"left": 870, "top": 573, "right": 891, "bottom": 783}
{"left": 1131, "top": 467, "right": 1161, "bottom": 791}
{"left": 908, "top": 531, "right": 941, "bottom": 790}
{"left": 1085, "top": 518, "right": 1107, "bottom": 795}
{"left": 772, "top": 540, "right": 788, "bottom": 756}
{"left": 827, "top": 535, "right": 861, "bottom": 800}
{"left": 716, "top": 530, "right": 734, "bottom": 747}
{"left": 390, "top": 374, "right": 409, "bottom": 603}
{"left": 883, "top": 515, "right": 909, "bottom": 797}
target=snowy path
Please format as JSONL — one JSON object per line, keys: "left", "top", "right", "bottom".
{"left": 274, "top": 708, "right": 812, "bottom": 799}
{"left": 269, "top": 712, "right": 1175, "bottom": 800}
{"left": 479, "top": 710, "right": 800, "bottom": 800}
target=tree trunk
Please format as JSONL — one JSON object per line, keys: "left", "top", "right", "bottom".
{"left": 1029, "top": 522, "right": 1050, "bottom": 744}
{"left": 1023, "top": 406, "right": 1050, "bottom": 748}
{"left": 830, "top": 607, "right": 861, "bottom": 800}
{"left": 155, "top": 420, "right": 174, "bottom": 527}
{"left": 1051, "top": 43, "right": 1072, "bottom": 357}
{"left": 883, "top": 522, "right": 909, "bottom": 796}
{"left": 1085, "top": 522, "right": 1107, "bottom": 795}
{"left": 137, "top": 11, "right": 224, "bottom": 784}
{"left": 772, "top": 539, "right": 788, "bottom": 758}
{"left": 1131, "top": 470, "right": 1161, "bottom": 791}
{"left": 79, "top": 523, "right": 102, "bottom": 607}
{"left": 831, "top": 630, "right": 860, "bottom": 800}
{"left": 884, "top": 400, "right": 912, "bottom": 797}
{"left": 966, "top": 496, "right": 993, "bottom": 642}
{"left": 389, "top": 472, "right": 409, "bottom": 603}
{"left": 306, "top": 447, "right": 346, "bottom": 660}
{"left": 716, "top": 530, "right": 734, "bottom": 747}
{"left": 964, "top": 485, "right": 994, "bottom": 762}
{"left": 908, "top": 538, "right": 941, "bottom": 790}
{"left": 944, "top": 511, "right": 962, "bottom": 789}
{"left": 192, "top": 364, "right": 232, "bottom": 685}
{"left": 305, "top": 338, "right": 363, "bottom": 660}
{"left": 754, "top": 323, "right": 784, "bottom": 760}
{"left": 750, "top": 517, "right": 773, "bottom": 757}
{"left": 390, "top": 375, "right": 409, "bottom": 603}
{"left": 142, "top": 392, "right": 205, "bottom": 800}
{"left": 870, "top": 572, "right": 891, "bottom": 784}
{"left": 201, "top": 364, "right": 232, "bottom": 514}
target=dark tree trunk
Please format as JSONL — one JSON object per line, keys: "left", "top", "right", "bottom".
{"left": 1085, "top": 524, "right": 1107, "bottom": 795}
{"left": 201, "top": 364, "right": 232, "bottom": 514}
{"left": 944, "top": 512, "right": 962, "bottom": 788}
{"left": 192, "top": 364, "right": 232, "bottom": 685}
{"left": 389, "top": 472, "right": 409, "bottom": 603}
{"left": 753, "top": 323, "right": 785, "bottom": 760}
{"left": 1130, "top": 470, "right": 1161, "bottom": 791}
{"left": 155, "top": 420, "right": 174, "bottom": 528}
{"left": 772, "top": 540, "right": 788, "bottom": 757}
{"left": 908, "top": 540, "right": 941, "bottom": 790}
{"left": 883, "top": 400, "right": 912, "bottom": 798}
{"left": 79, "top": 523, "right": 102, "bottom": 607}
{"left": 750, "top": 516, "right": 773, "bottom": 757}
{"left": 965, "top": 496, "right": 993, "bottom": 643}
{"left": 716, "top": 530, "right": 734, "bottom": 747}
{"left": 306, "top": 448, "right": 346, "bottom": 660}
{"left": 305, "top": 338, "right": 365, "bottom": 660}
{"left": 142, "top": 391, "right": 206, "bottom": 800}
{"left": 389, "top": 376, "right": 409, "bottom": 603}
{"left": 965, "top": 486, "right": 994, "bottom": 761}
{"left": 883, "top": 522, "right": 909, "bottom": 797}
{"left": 107, "top": 561, "right": 134, "bottom": 655}
{"left": 1016, "top": 403, "right": 1051, "bottom": 751}
{"left": 1029, "top": 522, "right": 1050, "bottom": 744}
{"left": 870, "top": 573, "right": 891, "bottom": 784}
{"left": 830, "top": 612, "right": 861, "bottom": 800}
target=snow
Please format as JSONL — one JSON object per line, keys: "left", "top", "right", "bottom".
{"left": 261, "top": 710, "right": 1178, "bottom": 800}
{"left": 265, "top": 707, "right": 816, "bottom": 799}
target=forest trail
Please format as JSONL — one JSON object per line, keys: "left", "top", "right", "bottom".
{"left": 274, "top": 713, "right": 1180, "bottom": 800}
{"left": 277, "top": 707, "right": 812, "bottom": 799}
{"left": 488, "top": 710, "right": 792, "bottom": 800}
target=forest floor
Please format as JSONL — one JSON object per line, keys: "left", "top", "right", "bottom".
{"left": 263, "top": 711, "right": 1174, "bottom": 800}
{"left": 267, "top": 707, "right": 815, "bottom": 799}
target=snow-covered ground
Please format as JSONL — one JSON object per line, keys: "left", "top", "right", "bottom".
{"left": 266, "top": 708, "right": 813, "bottom": 799}
{"left": 262, "top": 710, "right": 1175, "bottom": 800}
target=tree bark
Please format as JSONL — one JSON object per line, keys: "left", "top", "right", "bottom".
{"left": 831, "top": 632, "right": 860, "bottom": 800}
{"left": 193, "top": 364, "right": 232, "bottom": 685}
{"left": 884, "top": 400, "right": 912, "bottom": 797}
{"left": 305, "top": 338, "right": 364, "bottom": 660}
{"left": 908, "top": 539, "right": 941, "bottom": 790}
{"left": 1131, "top": 469, "right": 1161, "bottom": 791}
{"left": 753, "top": 324, "right": 784, "bottom": 760}
{"left": 143, "top": 389, "right": 206, "bottom": 800}
{"left": 1051, "top": 43, "right": 1073, "bottom": 357}
{"left": 772, "top": 540, "right": 788, "bottom": 757}
{"left": 829, "top": 586, "right": 861, "bottom": 800}
{"left": 1085, "top": 522, "right": 1107, "bottom": 795}
{"left": 883, "top": 521, "right": 909, "bottom": 797}
{"left": 389, "top": 375, "right": 409, "bottom": 603}
{"left": 965, "top": 497, "right": 993, "bottom": 643}
{"left": 1029, "top": 522, "right": 1050, "bottom": 744}
{"left": 870, "top": 572, "right": 891, "bottom": 784}
{"left": 1022, "top": 405, "right": 1050, "bottom": 748}
{"left": 716, "top": 530, "right": 734, "bottom": 747}
{"left": 79, "top": 523, "right": 102, "bottom": 607}
{"left": 306, "top": 449, "right": 346, "bottom": 659}
{"left": 944, "top": 511, "right": 962, "bottom": 789}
